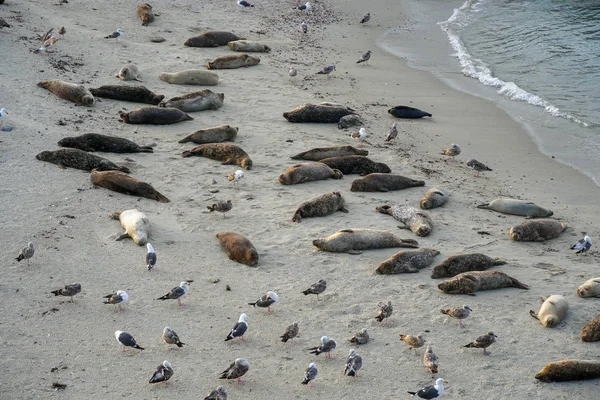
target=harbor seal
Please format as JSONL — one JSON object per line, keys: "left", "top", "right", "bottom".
{"left": 278, "top": 163, "right": 343, "bottom": 185}
{"left": 159, "top": 89, "right": 224, "bottom": 112}
{"left": 529, "top": 295, "right": 569, "bottom": 327}
{"left": 420, "top": 186, "right": 449, "bottom": 209}
{"left": 109, "top": 209, "right": 150, "bottom": 245}
{"left": 291, "top": 146, "right": 368, "bottom": 161}
{"left": 36, "top": 148, "right": 130, "bottom": 172}
{"left": 535, "top": 360, "right": 600, "bottom": 382}
{"left": 292, "top": 191, "right": 348, "bottom": 222}
{"left": 207, "top": 53, "right": 260, "bottom": 70}
{"left": 318, "top": 155, "right": 391, "bottom": 175}
{"left": 115, "top": 63, "right": 142, "bottom": 81}
{"left": 38, "top": 80, "right": 94, "bottom": 105}
{"left": 119, "top": 106, "right": 193, "bottom": 125}
{"left": 58, "top": 133, "right": 153, "bottom": 153}
{"left": 184, "top": 31, "right": 244, "bottom": 47}
{"left": 227, "top": 40, "right": 271, "bottom": 53}
{"left": 430, "top": 253, "right": 506, "bottom": 279}
{"left": 437, "top": 270, "right": 529, "bottom": 295}
{"left": 477, "top": 198, "right": 553, "bottom": 218}
{"left": 313, "top": 228, "right": 419, "bottom": 255}
{"left": 577, "top": 278, "right": 600, "bottom": 298}
{"left": 137, "top": 3, "right": 154, "bottom": 26}
{"left": 376, "top": 204, "right": 433, "bottom": 237}
{"left": 581, "top": 314, "right": 600, "bottom": 342}
{"left": 283, "top": 103, "right": 354, "bottom": 123}
{"left": 159, "top": 69, "right": 219, "bottom": 86}
{"left": 509, "top": 220, "right": 566, "bottom": 241}
{"left": 179, "top": 125, "right": 238, "bottom": 144}
{"left": 89, "top": 85, "right": 164, "bottom": 105}
{"left": 90, "top": 170, "right": 170, "bottom": 202}
{"left": 376, "top": 248, "right": 440, "bottom": 274}
{"left": 182, "top": 143, "right": 252, "bottom": 169}
{"left": 388, "top": 105, "right": 432, "bottom": 119}
{"left": 216, "top": 232, "right": 258, "bottom": 266}
{"left": 350, "top": 174, "right": 425, "bottom": 192}
{"left": 337, "top": 114, "right": 363, "bottom": 129}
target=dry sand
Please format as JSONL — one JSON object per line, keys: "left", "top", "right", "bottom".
{"left": 1, "top": 0, "right": 600, "bottom": 398}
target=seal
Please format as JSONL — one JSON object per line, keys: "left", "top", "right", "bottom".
{"left": 420, "top": 186, "right": 449, "bottom": 209}
{"left": 278, "top": 163, "right": 343, "bottom": 185}
{"left": 207, "top": 53, "right": 260, "bottom": 69}
{"left": 215, "top": 232, "right": 258, "bottom": 266}
{"left": 38, "top": 80, "right": 94, "bottom": 105}
{"left": 179, "top": 125, "right": 238, "bottom": 144}
{"left": 477, "top": 198, "right": 553, "bottom": 218}
{"left": 350, "top": 174, "right": 425, "bottom": 192}
{"left": 319, "top": 155, "right": 391, "bottom": 175}
{"left": 58, "top": 133, "right": 153, "bottom": 153}
{"left": 184, "top": 31, "right": 244, "bottom": 47}
{"left": 90, "top": 170, "right": 170, "bottom": 202}
{"left": 430, "top": 253, "right": 506, "bottom": 279}
{"left": 89, "top": 85, "right": 164, "bottom": 105}
{"left": 181, "top": 143, "right": 252, "bottom": 169}
{"left": 581, "top": 314, "right": 600, "bottom": 342}
{"left": 312, "top": 228, "right": 419, "bottom": 255}
{"left": 577, "top": 278, "right": 600, "bottom": 298}
{"left": 137, "top": 3, "right": 154, "bottom": 26}
{"left": 337, "top": 114, "right": 363, "bottom": 129}
{"left": 291, "top": 146, "right": 368, "bottom": 161}
{"left": 509, "top": 220, "right": 565, "bottom": 242}
{"left": 529, "top": 295, "right": 569, "bottom": 327}
{"left": 115, "top": 63, "right": 143, "bottom": 81}
{"left": 283, "top": 103, "right": 355, "bottom": 123}
{"left": 227, "top": 40, "right": 271, "bottom": 53}
{"left": 376, "top": 248, "right": 440, "bottom": 274}
{"left": 36, "top": 148, "right": 130, "bottom": 172}
{"left": 376, "top": 204, "right": 433, "bottom": 237}
{"left": 535, "top": 360, "right": 600, "bottom": 382}
{"left": 437, "top": 270, "right": 529, "bottom": 295}
{"left": 388, "top": 105, "right": 432, "bottom": 119}
{"left": 119, "top": 106, "right": 193, "bottom": 125}
{"left": 159, "top": 69, "right": 219, "bottom": 85}
{"left": 108, "top": 209, "right": 150, "bottom": 245}
{"left": 159, "top": 89, "right": 224, "bottom": 112}
{"left": 292, "top": 191, "right": 348, "bottom": 222}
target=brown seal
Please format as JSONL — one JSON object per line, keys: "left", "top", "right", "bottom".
{"left": 58, "top": 133, "right": 153, "bottom": 153}
{"left": 207, "top": 53, "right": 260, "bottom": 70}
{"left": 38, "top": 80, "right": 94, "bottom": 105}
{"left": 530, "top": 295, "right": 569, "bottom": 327}
{"left": 216, "top": 232, "right": 258, "bottom": 266}
{"left": 36, "top": 148, "right": 130, "bottom": 172}
{"left": 509, "top": 220, "right": 565, "bottom": 241}
{"left": 535, "top": 360, "right": 600, "bottom": 382}
{"left": 376, "top": 248, "right": 440, "bottom": 274}
{"left": 137, "top": 3, "right": 154, "bottom": 26}
{"left": 292, "top": 191, "right": 348, "bottom": 222}
{"left": 437, "top": 270, "right": 529, "bottom": 295}
{"left": 312, "top": 228, "right": 419, "bottom": 255}
{"left": 90, "top": 170, "right": 170, "bottom": 202}
{"left": 420, "top": 186, "right": 449, "bottom": 209}
{"left": 179, "top": 125, "right": 238, "bottom": 144}
{"left": 159, "top": 90, "right": 224, "bottom": 112}
{"left": 351, "top": 174, "right": 425, "bottom": 192}
{"left": 376, "top": 205, "right": 433, "bottom": 237}
{"left": 430, "top": 253, "right": 506, "bottom": 279}
{"left": 581, "top": 314, "right": 600, "bottom": 342}
{"left": 184, "top": 31, "right": 244, "bottom": 47}
{"left": 119, "top": 106, "right": 193, "bottom": 125}
{"left": 89, "top": 85, "right": 164, "bottom": 105}
{"left": 181, "top": 143, "right": 252, "bottom": 170}
{"left": 278, "top": 163, "right": 343, "bottom": 185}
{"left": 227, "top": 40, "right": 271, "bottom": 53}
{"left": 319, "top": 155, "right": 391, "bottom": 175}
{"left": 283, "top": 103, "right": 355, "bottom": 123}
{"left": 291, "top": 146, "right": 368, "bottom": 161}
{"left": 577, "top": 278, "right": 600, "bottom": 298}
{"left": 159, "top": 70, "right": 219, "bottom": 85}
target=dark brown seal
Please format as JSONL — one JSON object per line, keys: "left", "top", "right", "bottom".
{"left": 36, "top": 148, "right": 130, "bottom": 172}
{"left": 509, "top": 220, "right": 566, "bottom": 241}
{"left": 179, "top": 125, "right": 238, "bottom": 144}
{"left": 182, "top": 143, "right": 252, "bottom": 170}
{"left": 313, "top": 228, "right": 419, "bottom": 255}
{"left": 581, "top": 314, "right": 600, "bottom": 342}
{"left": 351, "top": 174, "right": 425, "bottom": 192}
{"left": 292, "top": 191, "right": 348, "bottom": 222}
{"left": 58, "top": 133, "right": 153, "bottom": 153}
{"left": 119, "top": 106, "right": 193, "bottom": 125}
{"left": 278, "top": 163, "right": 343, "bottom": 185}
{"left": 319, "top": 155, "right": 391, "bottom": 175}
{"left": 89, "top": 85, "right": 164, "bottom": 105}
{"left": 207, "top": 54, "right": 260, "bottom": 70}
{"left": 376, "top": 248, "right": 440, "bottom": 274}
{"left": 216, "top": 232, "right": 258, "bottom": 266}
{"left": 90, "top": 170, "right": 170, "bottom": 202}
{"left": 291, "top": 146, "right": 368, "bottom": 161}
{"left": 430, "top": 253, "right": 506, "bottom": 279}
{"left": 38, "top": 80, "right": 94, "bottom": 105}
{"left": 376, "top": 205, "right": 433, "bottom": 237}
{"left": 283, "top": 103, "right": 355, "bottom": 123}
{"left": 437, "top": 270, "right": 529, "bottom": 295}
{"left": 184, "top": 31, "right": 244, "bottom": 47}
{"left": 137, "top": 3, "right": 154, "bottom": 26}
{"left": 535, "top": 360, "right": 600, "bottom": 382}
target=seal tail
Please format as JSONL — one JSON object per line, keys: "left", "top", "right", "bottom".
{"left": 152, "top": 190, "right": 170, "bottom": 203}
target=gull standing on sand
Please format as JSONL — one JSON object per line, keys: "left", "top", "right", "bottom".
{"left": 0, "top": 108, "right": 8, "bottom": 119}
{"left": 103, "top": 290, "right": 129, "bottom": 312}
{"left": 571, "top": 236, "right": 592, "bottom": 254}
{"left": 440, "top": 144, "right": 461, "bottom": 160}
{"left": 295, "top": 2, "right": 311, "bottom": 12}
{"left": 248, "top": 290, "right": 279, "bottom": 312}
{"left": 423, "top": 343, "right": 439, "bottom": 373}
{"left": 301, "top": 362, "right": 318, "bottom": 386}
{"left": 408, "top": 378, "right": 448, "bottom": 399}
{"left": 466, "top": 159, "right": 492, "bottom": 177}
{"left": 289, "top": 65, "right": 298, "bottom": 78}
{"left": 399, "top": 334, "right": 426, "bottom": 352}
{"left": 344, "top": 349, "right": 362, "bottom": 377}
{"left": 441, "top": 305, "right": 472, "bottom": 328}
{"left": 16, "top": 242, "right": 34, "bottom": 263}
{"left": 348, "top": 328, "right": 370, "bottom": 345}
{"left": 115, "top": 330, "right": 144, "bottom": 351}
{"left": 105, "top": 29, "right": 123, "bottom": 41}
{"left": 302, "top": 279, "right": 327, "bottom": 299}
{"left": 207, "top": 200, "right": 233, "bottom": 217}
{"left": 351, "top": 127, "right": 368, "bottom": 147}
{"left": 385, "top": 122, "right": 398, "bottom": 142}
{"left": 157, "top": 281, "right": 192, "bottom": 306}
{"left": 51, "top": 283, "right": 81, "bottom": 302}
{"left": 464, "top": 332, "right": 497, "bottom": 355}
{"left": 146, "top": 243, "right": 157, "bottom": 270}
{"left": 204, "top": 386, "right": 228, "bottom": 400}
{"left": 360, "top": 13, "right": 371, "bottom": 24}
{"left": 301, "top": 22, "right": 308, "bottom": 34}
{"left": 356, "top": 50, "right": 371, "bottom": 65}
{"left": 225, "top": 313, "right": 249, "bottom": 341}
{"left": 219, "top": 358, "right": 250, "bottom": 384}
{"left": 308, "top": 335, "right": 337, "bottom": 358}
{"left": 149, "top": 361, "right": 174, "bottom": 384}
{"left": 237, "top": 0, "right": 254, "bottom": 7}
{"left": 162, "top": 327, "right": 185, "bottom": 347}
{"left": 375, "top": 300, "right": 393, "bottom": 324}
{"left": 228, "top": 169, "right": 244, "bottom": 190}
{"left": 281, "top": 322, "right": 300, "bottom": 343}
{"left": 316, "top": 64, "right": 335, "bottom": 77}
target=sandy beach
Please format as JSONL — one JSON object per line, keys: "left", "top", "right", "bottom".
{"left": 2, "top": 0, "right": 600, "bottom": 398}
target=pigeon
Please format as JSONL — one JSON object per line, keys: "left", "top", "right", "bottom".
{"left": 464, "top": 332, "right": 498, "bottom": 356}
{"left": 162, "top": 327, "right": 185, "bottom": 347}
{"left": 399, "top": 334, "right": 426, "bottom": 351}
{"left": 207, "top": 200, "right": 233, "bottom": 217}
{"left": 441, "top": 305, "right": 472, "bottom": 328}
{"left": 440, "top": 144, "right": 461, "bottom": 160}
{"left": 16, "top": 242, "right": 34, "bottom": 263}
{"left": 385, "top": 123, "right": 398, "bottom": 142}
{"left": 301, "top": 362, "right": 318, "bottom": 387}
{"left": 571, "top": 236, "right": 592, "bottom": 254}
{"left": 301, "top": 22, "right": 308, "bottom": 34}
{"left": 302, "top": 279, "right": 327, "bottom": 299}
{"left": 146, "top": 243, "right": 157, "bottom": 270}
{"left": 375, "top": 300, "right": 393, "bottom": 324}
{"left": 423, "top": 344, "right": 438, "bottom": 373}
{"left": 204, "top": 386, "right": 228, "bottom": 400}
{"left": 115, "top": 330, "right": 144, "bottom": 351}
{"left": 356, "top": 50, "right": 371, "bottom": 65}
{"left": 289, "top": 65, "right": 298, "bottom": 78}
{"left": 351, "top": 127, "right": 368, "bottom": 147}
{"left": 466, "top": 159, "right": 492, "bottom": 177}
{"left": 281, "top": 322, "right": 300, "bottom": 343}
{"left": 228, "top": 169, "right": 244, "bottom": 190}
{"left": 105, "top": 29, "right": 123, "bottom": 40}
{"left": 248, "top": 291, "right": 278, "bottom": 313}
{"left": 348, "top": 328, "right": 370, "bottom": 345}
{"left": 103, "top": 290, "right": 129, "bottom": 312}
{"left": 408, "top": 378, "right": 448, "bottom": 399}
{"left": 149, "top": 361, "right": 174, "bottom": 384}
{"left": 225, "top": 313, "right": 248, "bottom": 341}
{"left": 308, "top": 336, "right": 337, "bottom": 358}
{"left": 219, "top": 358, "right": 250, "bottom": 384}
{"left": 295, "top": 2, "right": 311, "bottom": 12}
{"left": 157, "top": 281, "right": 192, "bottom": 306}
{"left": 316, "top": 65, "right": 335, "bottom": 77}
{"left": 51, "top": 283, "right": 81, "bottom": 303}
{"left": 237, "top": 0, "right": 254, "bottom": 7}
{"left": 344, "top": 349, "right": 362, "bottom": 377}
{"left": 360, "top": 13, "right": 371, "bottom": 24}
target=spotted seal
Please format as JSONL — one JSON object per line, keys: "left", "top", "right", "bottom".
{"left": 437, "top": 270, "right": 529, "bottom": 295}
{"left": 420, "top": 186, "right": 449, "bottom": 209}
{"left": 535, "top": 360, "right": 600, "bottom": 382}
{"left": 292, "top": 191, "right": 348, "bottom": 222}
{"left": 313, "top": 228, "right": 419, "bottom": 255}
{"left": 58, "top": 133, "right": 153, "bottom": 153}
{"left": 291, "top": 146, "right": 368, "bottom": 161}
{"left": 319, "top": 155, "right": 391, "bottom": 175}
{"left": 159, "top": 89, "right": 224, "bottom": 112}
{"left": 90, "top": 170, "right": 170, "bottom": 202}
{"left": 430, "top": 253, "right": 506, "bottom": 279}
{"left": 581, "top": 314, "right": 600, "bottom": 342}
{"left": 36, "top": 148, "right": 130, "bottom": 172}
{"left": 38, "top": 80, "right": 94, "bottom": 105}
{"left": 509, "top": 220, "right": 565, "bottom": 242}
{"left": 351, "top": 174, "right": 425, "bottom": 192}
{"left": 182, "top": 143, "right": 252, "bottom": 170}
{"left": 89, "top": 85, "right": 164, "bottom": 105}
{"left": 278, "top": 163, "right": 343, "bottom": 185}
{"left": 179, "top": 125, "right": 238, "bottom": 144}
{"left": 376, "top": 204, "right": 433, "bottom": 237}
{"left": 207, "top": 53, "right": 260, "bottom": 70}
{"left": 376, "top": 248, "right": 440, "bottom": 274}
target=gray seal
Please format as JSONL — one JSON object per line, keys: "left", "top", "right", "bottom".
{"left": 319, "top": 155, "right": 391, "bottom": 175}
{"left": 36, "top": 148, "right": 130, "bottom": 172}
{"left": 430, "top": 253, "right": 506, "bottom": 279}
{"left": 351, "top": 174, "right": 425, "bottom": 192}
{"left": 477, "top": 198, "right": 553, "bottom": 218}
{"left": 278, "top": 163, "right": 343, "bottom": 185}
{"left": 337, "top": 114, "right": 363, "bottom": 129}
{"left": 313, "top": 228, "right": 419, "bottom": 255}
{"left": 376, "top": 248, "right": 440, "bottom": 274}
{"left": 376, "top": 204, "right": 433, "bottom": 237}
{"left": 420, "top": 186, "right": 449, "bottom": 209}
{"left": 283, "top": 103, "right": 354, "bottom": 123}
{"left": 292, "top": 191, "right": 348, "bottom": 222}
{"left": 291, "top": 146, "right": 368, "bottom": 161}
{"left": 58, "top": 133, "right": 153, "bottom": 153}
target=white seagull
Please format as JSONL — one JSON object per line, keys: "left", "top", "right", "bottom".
{"left": 115, "top": 330, "right": 144, "bottom": 351}
{"left": 225, "top": 313, "right": 249, "bottom": 341}
{"left": 301, "top": 362, "right": 318, "bottom": 387}
{"left": 228, "top": 169, "right": 244, "bottom": 190}
{"left": 571, "top": 236, "right": 592, "bottom": 254}
{"left": 0, "top": 108, "right": 7, "bottom": 118}
{"left": 103, "top": 290, "right": 129, "bottom": 312}
{"left": 157, "top": 281, "right": 192, "bottom": 306}
{"left": 351, "top": 127, "right": 368, "bottom": 147}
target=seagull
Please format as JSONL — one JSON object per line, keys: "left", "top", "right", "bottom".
{"left": 0, "top": 108, "right": 7, "bottom": 120}
{"left": 440, "top": 144, "right": 461, "bottom": 161}
{"left": 351, "top": 127, "right": 368, "bottom": 147}
{"left": 156, "top": 281, "right": 193, "bottom": 306}
{"left": 408, "top": 378, "right": 448, "bottom": 399}
{"left": 105, "top": 29, "right": 123, "bottom": 41}
{"left": 237, "top": 0, "right": 254, "bottom": 7}
{"left": 466, "top": 159, "right": 492, "bottom": 177}
{"left": 57, "top": 26, "right": 66, "bottom": 38}
{"left": 302, "top": 279, "right": 327, "bottom": 299}
{"left": 204, "top": 386, "right": 228, "bottom": 400}
{"left": 375, "top": 300, "right": 393, "bottom": 324}
{"left": 464, "top": 331, "right": 497, "bottom": 356}
{"left": 219, "top": 358, "right": 250, "bottom": 384}
{"left": 146, "top": 243, "right": 157, "bottom": 270}
{"left": 308, "top": 335, "right": 337, "bottom": 358}
{"left": 385, "top": 123, "right": 398, "bottom": 142}
{"left": 115, "top": 330, "right": 144, "bottom": 351}
{"left": 35, "top": 37, "right": 57, "bottom": 53}
{"left": 301, "top": 22, "right": 308, "bottom": 34}
{"left": 571, "top": 236, "right": 592, "bottom": 254}
{"left": 360, "top": 13, "right": 371, "bottom": 24}
{"left": 301, "top": 362, "right": 318, "bottom": 387}
{"left": 316, "top": 64, "right": 335, "bottom": 77}
{"left": 344, "top": 349, "right": 362, "bottom": 377}
{"left": 348, "top": 328, "right": 370, "bottom": 345}
{"left": 225, "top": 313, "right": 248, "bottom": 341}
{"left": 295, "top": 2, "right": 311, "bottom": 12}
{"left": 149, "top": 361, "right": 174, "bottom": 384}
{"left": 162, "top": 327, "right": 185, "bottom": 348}
{"left": 228, "top": 169, "right": 244, "bottom": 190}
{"left": 423, "top": 343, "right": 438, "bottom": 373}
{"left": 16, "top": 242, "right": 34, "bottom": 263}
{"left": 289, "top": 65, "right": 298, "bottom": 78}
{"left": 207, "top": 200, "right": 233, "bottom": 218}
{"left": 399, "top": 334, "right": 426, "bottom": 352}
{"left": 281, "top": 322, "right": 300, "bottom": 343}
{"left": 103, "top": 290, "right": 129, "bottom": 312}
{"left": 441, "top": 305, "right": 472, "bottom": 328}
{"left": 356, "top": 50, "right": 371, "bottom": 65}
{"left": 248, "top": 290, "right": 279, "bottom": 313}
{"left": 51, "top": 283, "right": 81, "bottom": 303}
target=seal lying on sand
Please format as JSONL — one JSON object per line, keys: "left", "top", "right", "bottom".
{"left": 530, "top": 295, "right": 569, "bottom": 328}
{"left": 207, "top": 54, "right": 260, "bottom": 69}
{"left": 137, "top": 3, "right": 154, "bottom": 26}
{"left": 89, "top": 85, "right": 164, "bottom": 105}
{"left": 279, "top": 163, "right": 343, "bottom": 185}
{"left": 36, "top": 148, "right": 130, "bottom": 172}
{"left": 478, "top": 198, "right": 553, "bottom": 218}
{"left": 376, "top": 205, "right": 433, "bottom": 237}
{"left": 430, "top": 253, "right": 506, "bottom": 279}
{"left": 216, "top": 232, "right": 258, "bottom": 266}
{"left": 179, "top": 125, "right": 238, "bottom": 144}
{"left": 283, "top": 103, "right": 355, "bottom": 123}
{"left": 292, "top": 191, "right": 348, "bottom": 222}
{"left": 319, "top": 155, "right": 391, "bottom": 175}
{"left": 535, "top": 360, "right": 600, "bottom": 382}
{"left": 437, "top": 270, "right": 529, "bottom": 295}
{"left": 160, "top": 90, "right": 224, "bottom": 112}
{"left": 119, "top": 106, "right": 193, "bottom": 125}
{"left": 509, "top": 220, "right": 565, "bottom": 241}
{"left": 184, "top": 31, "right": 244, "bottom": 47}
{"left": 115, "top": 64, "right": 143, "bottom": 81}
{"left": 338, "top": 114, "right": 363, "bottom": 129}
{"left": 291, "top": 146, "right": 368, "bottom": 161}
{"left": 313, "top": 229, "right": 418, "bottom": 255}
{"left": 376, "top": 248, "right": 440, "bottom": 274}
{"left": 351, "top": 174, "right": 425, "bottom": 192}
{"left": 388, "top": 105, "right": 431, "bottom": 119}
{"left": 182, "top": 143, "right": 252, "bottom": 170}
{"left": 109, "top": 209, "right": 150, "bottom": 245}
{"left": 577, "top": 278, "right": 600, "bottom": 298}
{"left": 91, "top": 170, "right": 170, "bottom": 202}
{"left": 420, "top": 186, "right": 449, "bottom": 209}
{"left": 159, "top": 69, "right": 219, "bottom": 85}
{"left": 58, "top": 133, "right": 153, "bottom": 153}
{"left": 581, "top": 314, "right": 600, "bottom": 342}
{"left": 227, "top": 40, "right": 271, "bottom": 53}
{"left": 38, "top": 80, "right": 94, "bottom": 105}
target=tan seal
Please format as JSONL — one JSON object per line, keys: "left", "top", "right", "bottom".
{"left": 119, "top": 106, "right": 193, "bottom": 125}
{"left": 36, "top": 148, "right": 129, "bottom": 172}
{"left": 529, "top": 295, "right": 569, "bottom": 327}
{"left": 535, "top": 360, "right": 600, "bottom": 382}
{"left": 420, "top": 186, "right": 449, "bottom": 209}
{"left": 278, "top": 163, "right": 343, "bottom": 185}
{"left": 179, "top": 125, "right": 238, "bottom": 144}
{"left": 58, "top": 133, "right": 153, "bottom": 153}
{"left": 227, "top": 40, "right": 271, "bottom": 53}
{"left": 109, "top": 209, "right": 150, "bottom": 245}
{"left": 115, "top": 63, "right": 142, "bottom": 81}
{"left": 577, "top": 278, "right": 600, "bottom": 298}
{"left": 216, "top": 232, "right": 258, "bottom": 266}
{"left": 291, "top": 146, "right": 368, "bottom": 161}
{"left": 91, "top": 170, "right": 170, "bottom": 202}
{"left": 319, "top": 155, "right": 391, "bottom": 175}
{"left": 478, "top": 198, "right": 553, "bottom": 218}
{"left": 160, "top": 89, "right": 224, "bottom": 112}
{"left": 184, "top": 31, "right": 244, "bottom": 47}
{"left": 313, "top": 228, "right": 419, "bottom": 255}
{"left": 89, "top": 85, "right": 164, "bottom": 105}
{"left": 376, "top": 248, "right": 439, "bottom": 274}
{"left": 430, "top": 253, "right": 506, "bottom": 279}
{"left": 581, "top": 314, "right": 600, "bottom": 342}
{"left": 437, "top": 270, "right": 529, "bottom": 295}
{"left": 159, "top": 69, "right": 219, "bottom": 85}
{"left": 137, "top": 3, "right": 154, "bottom": 26}
{"left": 376, "top": 204, "right": 433, "bottom": 237}
{"left": 509, "top": 220, "right": 565, "bottom": 241}
{"left": 207, "top": 53, "right": 260, "bottom": 70}
{"left": 283, "top": 103, "right": 355, "bottom": 123}
{"left": 38, "top": 80, "right": 94, "bottom": 105}
{"left": 351, "top": 174, "right": 425, "bottom": 192}
{"left": 292, "top": 191, "right": 348, "bottom": 222}
{"left": 181, "top": 143, "right": 252, "bottom": 170}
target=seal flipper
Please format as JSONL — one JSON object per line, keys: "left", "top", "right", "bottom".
{"left": 477, "top": 203, "right": 491, "bottom": 209}
{"left": 377, "top": 187, "right": 389, "bottom": 192}
{"left": 108, "top": 211, "right": 122, "bottom": 220}
{"left": 340, "top": 208, "right": 349, "bottom": 213}
{"left": 529, "top": 310, "right": 540, "bottom": 320}
{"left": 116, "top": 232, "right": 130, "bottom": 241}
{"left": 139, "top": 146, "right": 154, "bottom": 153}
{"left": 347, "top": 249, "right": 362, "bottom": 255}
